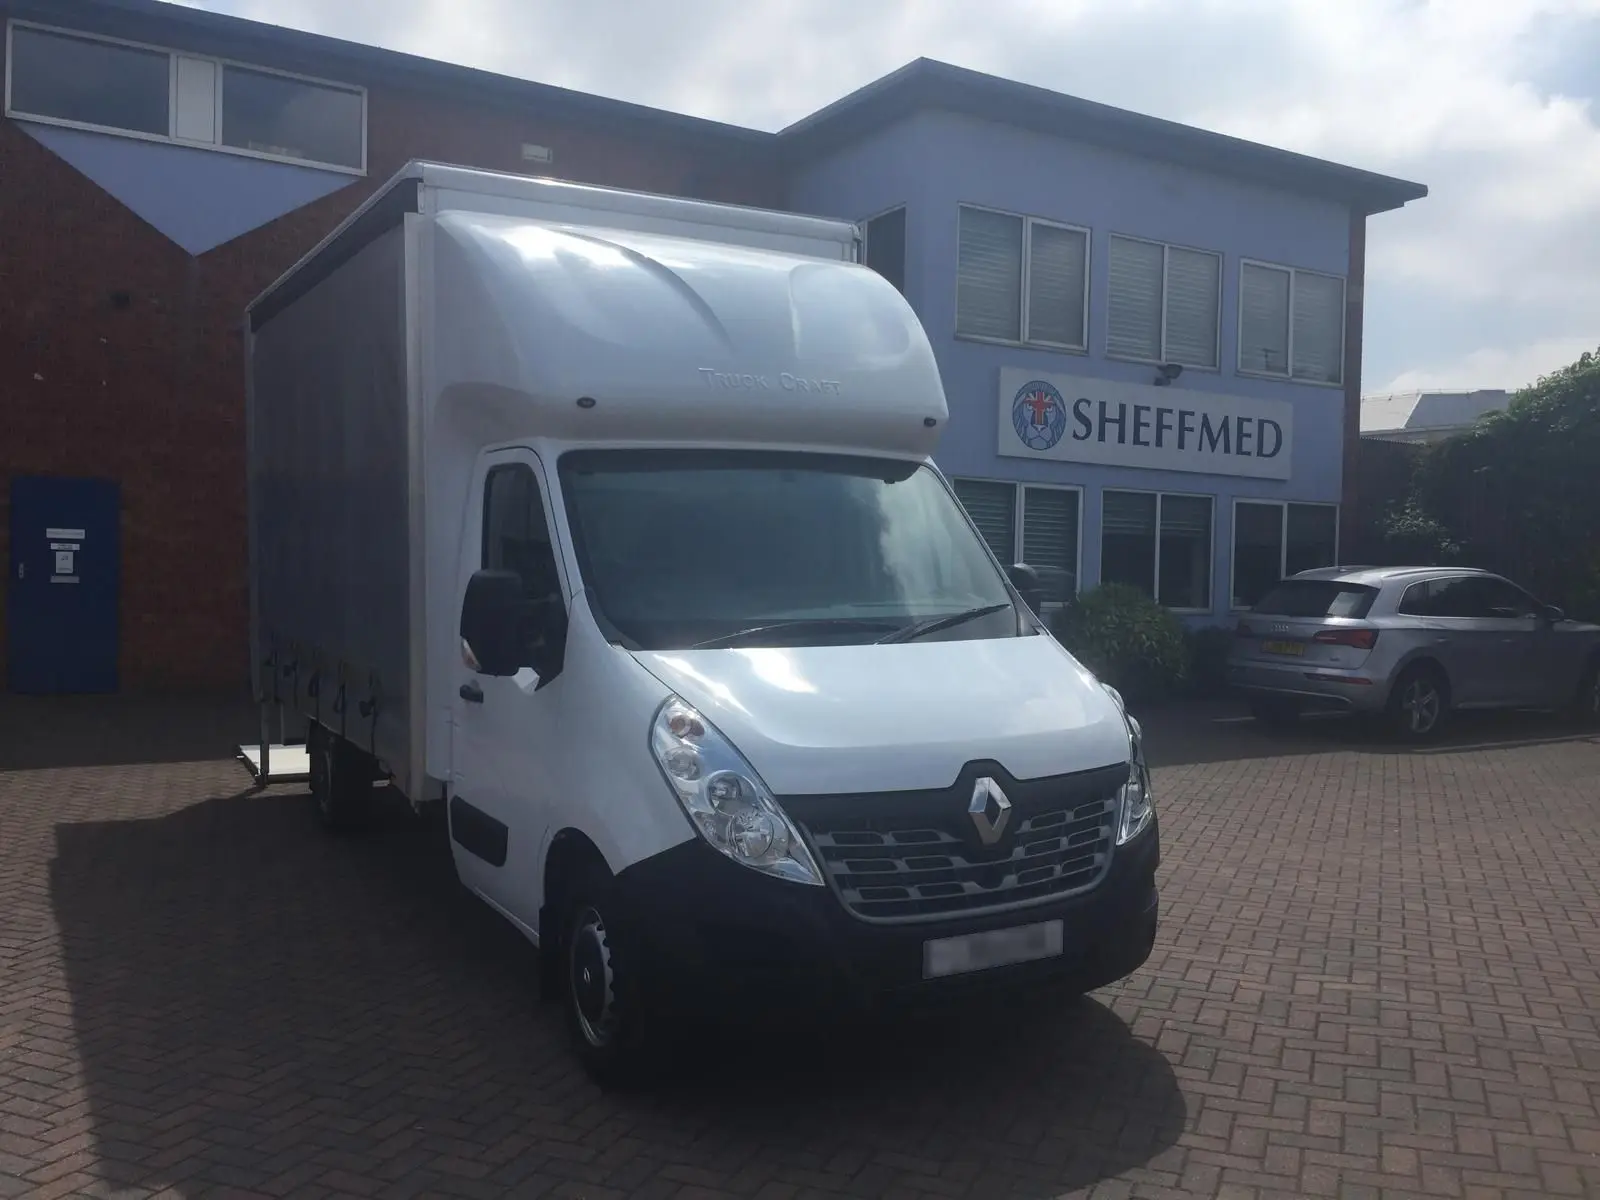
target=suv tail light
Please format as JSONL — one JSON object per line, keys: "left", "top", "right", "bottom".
{"left": 1313, "top": 627, "right": 1379, "bottom": 650}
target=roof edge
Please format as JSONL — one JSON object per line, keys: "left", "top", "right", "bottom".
{"left": 780, "top": 58, "right": 1428, "bottom": 214}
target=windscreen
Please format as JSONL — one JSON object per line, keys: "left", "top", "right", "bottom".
{"left": 1251, "top": 579, "right": 1378, "bottom": 618}
{"left": 558, "top": 450, "right": 1017, "bottom": 650}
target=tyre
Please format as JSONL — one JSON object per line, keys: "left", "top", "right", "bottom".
{"left": 1572, "top": 656, "right": 1600, "bottom": 729}
{"left": 560, "top": 862, "right": 654, "bottom": 1088}
{"left": 1249, "top": 697, "right": 1302, "bottom": 729}
{"left": 308, "top": 722, "right": 375, "bottom": 833}
{"left": 1386, "top": 664, "right": 1448, "bottom": 742}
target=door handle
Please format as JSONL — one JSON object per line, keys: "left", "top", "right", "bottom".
{"left": 459, "top": 681, "right": 484, "bottom": 704}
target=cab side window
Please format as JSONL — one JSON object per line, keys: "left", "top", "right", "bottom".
{"left": 483, "top": 464, "right": 561, "bottom": 605}
{"left": 1473, "top": 578, "right": 1540, "bottom": 619}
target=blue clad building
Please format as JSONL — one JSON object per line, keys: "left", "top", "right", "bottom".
{"left": 783, "top": 61, "right": 1426, "bottom": 621}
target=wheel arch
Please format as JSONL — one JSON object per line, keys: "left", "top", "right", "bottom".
{"left": 538, "top": 828, "right": 612, "bottom": 1000}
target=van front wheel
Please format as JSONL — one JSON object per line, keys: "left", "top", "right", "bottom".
{"left": 561, "top": 864, "right": 653, "bottom": 1087}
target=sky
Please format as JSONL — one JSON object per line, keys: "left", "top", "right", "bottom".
{"left": 178, "top": 0, "right": 1600, "bottom": 396}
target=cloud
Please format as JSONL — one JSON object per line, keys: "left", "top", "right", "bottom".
{"left": 175, "top": 0, "right": 1600, "bottom": 393}
{"left": 1372, "top": 334, "right": 1599, "bottom": 394}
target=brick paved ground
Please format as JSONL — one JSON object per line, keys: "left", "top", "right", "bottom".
{"left": 1, "top": 697, "right": 1598, "bottom": 1199}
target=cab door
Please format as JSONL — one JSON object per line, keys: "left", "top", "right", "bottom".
{"left": 448, "top": 448, "right": 569, "bottom": 935}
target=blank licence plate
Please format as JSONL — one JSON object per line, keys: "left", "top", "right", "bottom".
{"left": 923, "top": 920, "right": 1065, "bottom": 979}
{"left": 1262, "top": 640, "right": 1304, "bottom": 656}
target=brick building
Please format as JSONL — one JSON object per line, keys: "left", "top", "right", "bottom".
{"left": 1, "top": 0, "right": 1423, "bottom": 694}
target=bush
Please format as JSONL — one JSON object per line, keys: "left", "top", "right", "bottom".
{"left": 1184, "top": 624, "right": 1235, "bottom": 698}
{"left": 1051, "top": 584, "right": 1189, "bottom": 703}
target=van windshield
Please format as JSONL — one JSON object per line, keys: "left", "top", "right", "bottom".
{"left": 558, "top": 450, "right": 1020, "bottom": 651}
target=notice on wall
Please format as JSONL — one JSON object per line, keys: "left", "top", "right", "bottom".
{"left": 47, "top": 529, "right": 84, "bottom": 586}
{"left": 997, "top": 368, "right": 1295, "bottom": 481}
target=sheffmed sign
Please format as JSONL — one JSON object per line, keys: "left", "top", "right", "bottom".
{"left": 998, "top": 368, "right": 1294, "bottom": 481}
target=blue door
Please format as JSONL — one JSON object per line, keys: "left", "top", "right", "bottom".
{"left": 7, "top": 477, "right": 121, "bottom": 694}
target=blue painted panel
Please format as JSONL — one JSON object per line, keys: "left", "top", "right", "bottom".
{"left": 19, "top": 121, "right": 355, "bottom": 254}
{"left": 788, "top": 112, "right": 1356, "bottom": 618}
{"left": 7, "top": 476, "right": 121, "bottom": 694}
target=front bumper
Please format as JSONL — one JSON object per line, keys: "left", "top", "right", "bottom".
{"left": 611, "top": 819, "right": 1160, "bottom": 1020}
{"left": 1227, "top": 657, "right": 1388, "bottom": 712}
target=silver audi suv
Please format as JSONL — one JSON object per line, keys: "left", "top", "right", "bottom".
{"left": 1227, "top": 566, "right": 1600, "bottom": 740}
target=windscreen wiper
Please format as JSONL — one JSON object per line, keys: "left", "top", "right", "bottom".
{"left": 876, "top": 602, "right": 1012, "bottom": 645}
{"left": 691, "top": 617, "right": 900, "bottom": 650}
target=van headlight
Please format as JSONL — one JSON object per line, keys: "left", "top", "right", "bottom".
{"left": 1115, "top": 713, "right": 1154, "bottom": 844}
{"left": 650, "top": 697, "right": 823, "bottom": 886}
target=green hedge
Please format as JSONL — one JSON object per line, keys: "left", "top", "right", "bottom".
{"left": 1050, "top": 584, "right": 1190, "bottom": 703}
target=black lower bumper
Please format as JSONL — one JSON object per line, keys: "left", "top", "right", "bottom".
{"left": 611, "top": 819, "right": 1160, "bottom": 1019}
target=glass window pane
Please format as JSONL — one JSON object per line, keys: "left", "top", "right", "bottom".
{"left": 1021, "top": 487, "right": 1080, "bottom": 605}
{"left": 9, "top": 26, "right": 170, "bottom": 136}
{"left": 1285, "top": 503, "right": 1338, "bottom": 576}
{"left": 1165, "top": 247, "right": 1220, "bottom": 369}
{"left": 1106, "top": 236, "right": 1163, "bottom": 361}
{"left": 1255, "top": 580, "right": 1378, "bottom": 618}
{"left": 1233, "top": 501, "right": 1284, "bottom": 608}
{"left": 1157, "top": 495, "right": 1213, "bottom": 610}
{"left": 560, "top": 454, "right": 1013, "bottom": 650}
{"left": 956, "top": 208, "right": 1023, "bottom": 340}
{"left": 863, "top": 207, "right": 906, "bottom": 295}
{"left": 1291, "top": 271, "right": 1344, "bottom": 384}
{"left": 952, "top": 479, "right": 1016, "bottom": 565}
{"left": 1240, "top": 264, "right": 1290, "bottom": 376}
{"left": 482, "top": 466, "right": 558, "bottom": 602}
{"left": 1026, "top": 223, "right": 1087, "bottom": 347}
{"left": 1425, "top": 577, "right": 1483, "bottom": 619}
{"left": 1473, "top": 578, "right": 1541, "bottom": 619}
{"left": 222, "top": 65, "right": 364, "bottom": 167}
{"left": 1101, "top": 490, "right": 1157, "bottom": 598}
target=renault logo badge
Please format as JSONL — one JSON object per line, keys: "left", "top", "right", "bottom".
{"left": 969, "top": 777, "right": 1012, "bottom": 845}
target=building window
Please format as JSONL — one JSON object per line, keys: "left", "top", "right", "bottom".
{"left": 956, "top": 205, "right": 1089, "bottom": 350}
{"left": 222, "top": 65, "right": 365, "bottom": 169}
{"left": 7, "top": 25, "right": 170, "bottom": 137}
{"left": 5, "top": 20, "right": 367, "bottom": 173}
{"left": 1101, "top": 490, "right": 1214, "bottom": 611}
{"left": 1106, "top": 236, "right": 1221, "bottom": 369}
{"left": 1231, "top": 500, "right": 1339, "bottom": 609}
{"left": 861, "top": 206, "right": 906, "bottom": 295}
{"left": 1238, "top": 261, "right": 1345, "bottom": 384}
{"left": 951, "top": 479, "right": 1081, "bottom": 606}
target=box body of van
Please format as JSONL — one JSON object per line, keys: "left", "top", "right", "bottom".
{"left": 246, "top": 163, "right": 1158, "bottom": 1078}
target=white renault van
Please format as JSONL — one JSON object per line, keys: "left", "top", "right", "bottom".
{"left": 246, "top": 164, "right": 1159, "bottom": 1081}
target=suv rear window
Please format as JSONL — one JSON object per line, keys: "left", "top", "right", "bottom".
{"left": 1251, "top": 580, "right": 1378, "bottom": 618}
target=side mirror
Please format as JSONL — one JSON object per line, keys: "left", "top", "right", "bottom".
{"left": 460, "top": 570, "right": 525, "bottom": 676}
{"left": 1007, "top": 562, "right": 1045, "bottom": 618}
{"left": 1544, "top": 605, "right": 1566, "bottom": 624}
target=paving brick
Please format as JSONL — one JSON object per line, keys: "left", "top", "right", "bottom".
{"left": 2, "top": 700, "right": 1599, "bottom": 1199}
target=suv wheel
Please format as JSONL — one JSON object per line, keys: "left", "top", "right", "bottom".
{"left": 1387, "top": 665, "right": 1448, "bottom": 742}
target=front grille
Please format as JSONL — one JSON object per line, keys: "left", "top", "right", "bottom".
{"left": 784, "top": 768, "right": 1121, "bottom": 923}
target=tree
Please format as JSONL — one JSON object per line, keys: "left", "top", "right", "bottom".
{"left": 1401, "top": 346, "right": 1600, "bottom": 618}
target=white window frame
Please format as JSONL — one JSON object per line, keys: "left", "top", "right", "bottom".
{"left": 949, "top": 477, "right": 1084, "bottom": 601}
{"left": 4, "top": 19, "right": 368, "bottom": 175}
{"left": 954, "top": 203, "right": 1091, "bottom": 352}
{"left": 1235, "top": 258, "right": 1347, "bottom": 387}
{"left": 1104, "top": 233, "right": 1223, "bottom": 371}
{"left": 1100, "top": 488, "right": 1216, "bottom": 614}
{"left": 1228, "top": 498, "right": 1342, "bottom": 611}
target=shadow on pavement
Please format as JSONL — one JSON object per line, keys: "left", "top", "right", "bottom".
{"left": 1139, "top": 696, "right": 1600, "bottom": 768}
{"left": 0, "top": 692, "right": 257, "bottom": 771}
{"left": 51, "top": 787, "right": 1183, "bottom": 1197}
